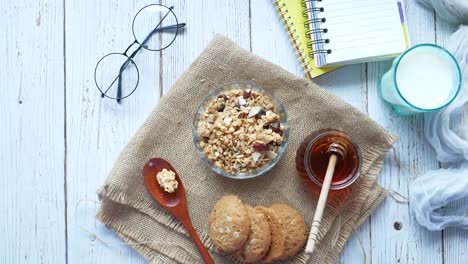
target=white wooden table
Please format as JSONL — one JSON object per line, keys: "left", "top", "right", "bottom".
{"left": 1, "top": 0, "right": 466, "bottom": 263}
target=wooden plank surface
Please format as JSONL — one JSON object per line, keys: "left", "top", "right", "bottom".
{"left": 368, "top": 2, "right": 444, "bottom": 264}
{"left": 161, "top": 0, "right": 251, "bottom": 94}
{"left": 0, "top": 0, "right": 66, "bottom": 263}
{"left": 65, "top": 0, "right": 158, "bottom": 263}
{"left": 1, "top": 0, "right": 466, "bottom": 263}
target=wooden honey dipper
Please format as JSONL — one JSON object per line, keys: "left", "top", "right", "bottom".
{"left": 305, "top": 141, "right": 347, "bottom": 254}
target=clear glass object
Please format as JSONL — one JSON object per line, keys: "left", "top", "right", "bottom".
{"left": 192, "top": 82, "right": 290, "bottom": 179}
{"left": 378, "top": 44, "right": 462, "bottom": 115}
{"left": 296, "top": 129, "right": 362, "bottom": 196}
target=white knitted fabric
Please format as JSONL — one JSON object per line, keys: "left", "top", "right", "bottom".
{"left": 424, "top": 26, "right": 468, "bottom": 163}
{"left": 410, "top": 14, "right": 468, "bottom": 230}
{"left": 418, "top": 0, "right": 468, "bottom": 24}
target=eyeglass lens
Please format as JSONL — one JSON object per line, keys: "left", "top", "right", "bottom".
{"left": 95, "top": 53, "right": 139, "bottom": 101}
{"left": 132, "top": 5, "right": 179, "bottom": 51}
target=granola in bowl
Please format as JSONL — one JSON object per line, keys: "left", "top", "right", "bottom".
{"left": 193, "top": 82, "right": 289, "bottom": 179}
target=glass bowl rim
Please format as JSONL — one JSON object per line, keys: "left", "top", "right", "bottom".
{"left": 393, "top": 43, "right": 462, "bottom": 112}
{"left": 192, "top": 81, "right": 290, "bottom": 179}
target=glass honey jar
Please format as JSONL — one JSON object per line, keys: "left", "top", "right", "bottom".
{"left": 296, "top": 129, "right": 362, "bottom": 200}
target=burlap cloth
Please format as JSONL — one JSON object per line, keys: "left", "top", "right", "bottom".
{"left": 96, "top": 35, "right": 398, "bottom": 264}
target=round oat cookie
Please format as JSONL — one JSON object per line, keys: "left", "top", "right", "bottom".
{"left": 270, "top": 204, "right": 308, "bottom": 259}
{"left": 236, "top": 206, "right": 272, "bottom": 263}
{"left": 255, "top": 206, "right": 286, "bottom": 263}
{"left": 208, "top": 195, "right": 250, "bottom": 253}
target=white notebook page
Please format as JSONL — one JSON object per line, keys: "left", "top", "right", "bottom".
{"left": 314, "top": 0, "right": 408, "bottom": 67}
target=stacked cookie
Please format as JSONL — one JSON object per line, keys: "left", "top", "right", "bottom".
{"left": 208, "top": 195, "right": 308, "bottom": 263}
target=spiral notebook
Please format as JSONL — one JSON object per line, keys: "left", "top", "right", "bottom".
{"left": 273, "top": 0, "right": 341, "bottom": 79}
{"left": 306, "top": 0, "right": 410, "bottom": 68}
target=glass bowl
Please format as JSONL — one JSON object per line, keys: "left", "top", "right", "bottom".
{"left": 192, "top": 81, "right": 289, "bottom": 179}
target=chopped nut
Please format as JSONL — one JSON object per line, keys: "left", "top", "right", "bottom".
{"left": 237, "top": 96, "right": 247, "bottom": 106}
{"left": 233, "top": 232, "right": 240, "bottom": 238}
{"left": 223, "top": 117, "right": 233, "bottom": 126}
{"left": 252, "top": 152, "right": 262, "bottom": 163}
{"left": 266, "top": 150, "right": 278, "bottom": 159}
{"left": 266, "top": 110, "right": 279, "bottom": 122}
{"left": 238, "top": 112, "right": 248, "bottom": 119}
{"left": 248, "top": 106, "right": 262, "bottom": 118}
{"left": 206, "top": 114, "right": 215, "bottom": 124}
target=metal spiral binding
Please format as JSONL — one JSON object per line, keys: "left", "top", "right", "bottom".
{"left": 301, "top": 60, "right": 313, "bottom": 73}
{"left": 307, "top": 39, "right": 329, "bottom": 49}
{"left": 278, "top": 9, "right": 288, "bottom": 15}
{"left": 303, "top": 7, "right": 324, "bottom": 18}
{"left": 292, "top": 41, "right": 302, "bottom": 49}
{"left": 304, "top": 18, "right": 326, "bottom": 27}
{"left": 303, "top": 0, "right": 331, "bottom": 59}
{"left": 280, "top": 15, "right": 291, "bottom": 24}
{"left": 298, "top": 53, "right": 307, "bottom": 60}
{"left": 309, "top": 49, "right": 331, "bottom": 57}
{"left": 305, "top": 28, "right": 328, "bottom": 39}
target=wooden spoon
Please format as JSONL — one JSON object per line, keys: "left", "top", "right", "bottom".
{"left": 305, "top": 142, "right": 347, "bottom": 255}
{"left": 143, "top": 158, "right": 215, "bottom": 264}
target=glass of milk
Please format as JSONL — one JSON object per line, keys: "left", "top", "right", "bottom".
{"left": 379, "top": 44, "right": 461, "bottom": 115}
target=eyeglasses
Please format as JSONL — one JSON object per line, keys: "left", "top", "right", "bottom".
{"left": 94, "top": 4, "right": 185, "bottom": 103}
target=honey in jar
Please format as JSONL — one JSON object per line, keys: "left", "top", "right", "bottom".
{"left": 296, "top": 129, "right": 362, "bottom": 201}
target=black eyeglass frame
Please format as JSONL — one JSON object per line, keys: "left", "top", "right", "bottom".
{"left": 94, "top": 4, "right": 185, "bottom": 103}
